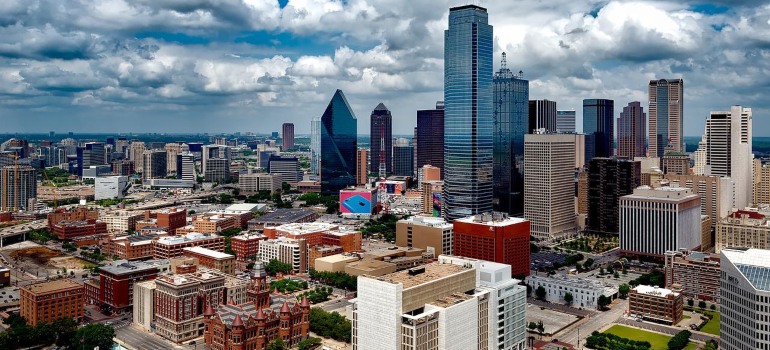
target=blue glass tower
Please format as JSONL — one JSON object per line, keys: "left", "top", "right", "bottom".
{"left": 583, "top": 99, "right": 614, "bottom": 162}
{"left": 320, "top": 90, "right": 358, "bottom": 195}
{"left": 493, "top": 53, "right": 529, "bottom": 216}
{"left": 443, "top": 5, "right": 493, "bottom": 220}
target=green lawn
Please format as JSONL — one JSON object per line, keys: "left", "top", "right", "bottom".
{"left": 604, "top": 325, "right": 697, "bottom": 350}
{"left": 698, "top": 310, "right": 720, "bottom": 336}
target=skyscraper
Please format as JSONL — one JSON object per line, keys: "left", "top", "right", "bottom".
{"left": 392, "top": 138, "right": 414, "bottom": 177}
{"left": 586, "top": 158, "right": 641, "bottom": 235}
{"left": 720, "top": 248, "right": 770, "bottom": 350}
{"left": 0, "top": 165, "right": 36, "bottom": 211}
{"left": 444, "top": 5, "right": 493, "bottom": 220}
{"left": 528, "top": 99, "right": 556, "bottom": 133}
{"left": 556, "top": 110, "right": 576, "bottom": 133}
{"left": 583, "top": 99, "right": 614, "bottom": 162}
{"left": 142, "top": 150, "right": 167, "bottom": 181}
{"left": 704, "top": 105, "right": 753, "bottom": 209}
{"left": 176, "top": 153, "right": 196, "bottom": 181}
{"left": 416, "top": 101, "right": 444, "bottom": 172}
{"left": 370, "top": 103, "right": 393, "bottom": 178}
{"left": 310, "top": 117, "right": 321, "bottom": 177}
{"left": 648, "top": 79, "right": 684, "bottom": 158}
{"left": 617, "top": 101, "right": 646, "bottom": 159}
{"left": 356, "top": 149, "right": 368, "bottom": 185}
{"left": 493, "top": 54, "right": 529, "bottom": 216}
{"left": 320, "top": 90, "right": 357, "bottom": 195}
{"left": 282, "top": 123, "right": 294, "bottom": 151}
{"left": 202, "top": 145, "right": 230, "bottom": 183}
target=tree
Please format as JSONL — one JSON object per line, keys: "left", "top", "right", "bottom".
{"left": 613, "top": 271, "right": 620, "bottom": 278}
{"left": 698, "top": 300, "right": 707, "bottom": 309}
{"left": 710, "top": 303, "right": 716, "bottom": 310}
{"left": 536, "top": 320, "right": 545, "bottom": 335}
{"left": 535, "top": 286, "right": 547, "bottom": 301}
{"left": 73, "top": 324, "right": 115, "bottom": 350}
{"left": 564, "top": 292, "right": 573, "bottom": 306}
{"left": 599, "top": 267, "right": 605, "bottom": 275}
{"left": 618, "top": 284, "right": 630, "bottom": 299}
{"left": 597, "top": 295, "right": 610, "bottom": 310}
{"left": 528, "top": 322, "right": 537, "bottom": 330}
{"left": 266, "top": 338, "right": 288, "bottom": 350}
{"left": 622, "top": 267, "right": 628, "bottom": 275}
{"left": 687, "top": 299, "right": 694, "bottom": 307}
{"left": 584, "top": 258, "right": 594, "bottom": 268}
{"left": 265, "top": 259, "right": 293, "bottom": 276}
{"left": 309, "top": 308, "right": 352, "bottom": 343}
{"left": 297, "top": 337, "right": 322, "bottom": 350}
{"left": 667, "top": 330, "right": 691, "bottom": 350}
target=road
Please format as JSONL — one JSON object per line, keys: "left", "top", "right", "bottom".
{"left": 616, "top": 318, "right": 719, "bottom": 344}
{"left": 115, "top": 325, "right": 194, "bottom": 350}
{"left": 0, "top": 220, "right": 47, "bottom": 242}
{"left": 556, "top": 298, "right": 628, "bottom": 346}
{"left": 528, "top": 298, "right": 595, "bottom": 318}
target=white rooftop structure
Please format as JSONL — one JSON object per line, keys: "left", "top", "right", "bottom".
{"left": 454, "top": 211, "right": 529, "bottom": 227}
{"left": 182, "top": 246, "right": 234, "bottom": 260}
{"left": 722, "top": 248, "right": 770, "bottom": 291}
{"left": 399, "top": 216, "right": 453, "bottom": 229}
{"left": 155, "top": 232, "right": 220, "bottom": 245}
{"left": 633, "top": 285, "right": 678, "bottom": 297}
{"left": 223, "top": 203, "right": 267, "bottom": 213}
{"left": 272, "top": 222, "right": 338, "bottom": 234}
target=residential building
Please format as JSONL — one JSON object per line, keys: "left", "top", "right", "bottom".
{"left": 356, "top": 149, "right": 368, "bottom": 185}
{"left": 238, "top": 173, "right": 281, "bottom": 195}
{"left": 525, "top": 275, "right": 618, "bottom": 309}
{"left": 620, "top": 187, "right": 701, "bottom": 258}
{"left": 153, "top": 233, "right": 225, "bottom": 259}
{"left": 396, "top": 216, "right": 453, "bottom": 256}
{"left": 142, "top": 150, "right": 167, "bottom": 180}
{"left": 97, "top": 260, "right": 160, "bottom": 312}
{"left": 247, "top": 208, "right": 319, "bottom": 230}
{"left": 183, "top": 246, "right": 236, "bottom": 275}
{"left": 443, "top": 5, "right": 493, "bottom": 221}
{"left": 268, "top": 155, "right": 301, "bottom": 183}
{"left": 693, "top": 135, "right": 707, "bottom": 176}
{"left": 524, "top": 133, "right": 577, "bottom": 241}
{"left": 528, "top": 99, "right": 556, "bottom": 133}
{"left": 629, "top": 285, "right": 683, "bottom": 325}
{"left": 617, "top": 101, "right": 646, "bottom": 159}
{"left": 583, "top": 99, "right": 614, "bottom": 162}
{"left": 154, "top": 272, "right": 226, "bottom": 343}
{"left": 586, "top": 158, "right": 641, "bottom": 235}
{"left": 556, "top": 109, "right": 576, "bottom": 133}
{"left": 282, "top": 123, "right": 294, "bottom": 150}
{"left": 704, "top": 105, "right": 753, "bottom": 209}
{"left": 663, "top": 174, "right": 731, "bottom": 230}
{"left": 113, "top": 159, "right": 135, "bottom": 176}
{"left": 164, "top": 143, "right": 188, "bottom": 176}
{"left": 133, "top": 280, "right": 156, "bottom": 331}
{"left": 353, "top": 255, "right": 527, "bottom": 350}
{"left": 95, "top": 175, "right": 129, "bottom": 200}
{"left": 648, "top": 79, "right": 684, "bottom": 158}
{"left": 416, "top": 101, "right": 444, "bottom": 173}
{"left": 20, "top": 279, "right": 84, "bottom": 327}
{"left": 720, "top": 248, "right": 770, "bottom": 350}
{"left": 493, "top": 56, "right": 528, "bottom": 216}
{"left": 664, "top": 249, "right": 720, "bottom": 302}
{"left": 716, "top": 209, "right": 770, "bottom": 253}
{"left": 257, "top": 237, "right": 308, "bottom": 273}
{"left": 370, "top": 103, "right": 393, "bottom": 177}
{"left": 453, "top": 212, "right": 530, "bottom": 277}
{"left": 0, "top": 165, "right": 36, "bottom": 211}
{"left": 320, "top": 89, "right": 357, "bottom": 195}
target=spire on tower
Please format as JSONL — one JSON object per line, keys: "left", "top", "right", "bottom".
{"left": 501, "top": 52, "right": 507, "bottom": 70}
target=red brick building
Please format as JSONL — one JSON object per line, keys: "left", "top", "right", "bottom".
{"left": 47, "top": 207, "right": 99, "bottom": 230}
{"left": 137, "top": 208, "right": 187, "bottom": 234}
{"left": 155, "top": 272, "right": 227, "bottom": 343}
{"left": 230, "top": 233, "right": 267, "bottom": 270}
{"left": 153, "top": 232, "right": 225, "bottom": 259}
{"left": 453, "top": 212, "right": 530, "bottom": 277}
{"left": 20, "top": 279, "right": 84, "bottom": 327}
{"left": 107, "top": 233, "right": 167, "bottom": 260}
{"left": 50, "top": 219, "right": 108, "bottom": 240}
{"left": 97, "top": 260, "right": 160, "bottom": 312}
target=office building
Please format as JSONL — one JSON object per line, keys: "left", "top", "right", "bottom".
{"left": 416, "top": 101, "right": 444, "bottom": 172}
{"left": 191, "top": 214, "right": 239, "bottom": 234}
{"left": 310, "top": 116, "right": 321, "bottom": 177}
{"left": 202, "top": 145, "right": 230, "bottom": 182}
{"left": 720, "top": 248, "right": 770, "bottom": 350}
{"left": 142, "top": 149, "right": 167, "bottom": 181}
{"left": 153, "top": 233, "right": 225, "bottom": 259}
{"left": 107, "top": 234, "right": 165, "bottom": 260}
{"left": 664, "top": 249, "right": 720, "bottom": 302}
{"left": 0, "top": 165, "right": 36, "bottom": 212}
{"left": 453, "top": 212, "right": 530, "bottom": 277}
{"left": 113, "top": 159, "right": 135, "bottom": 176}
{"left": 238, "top": 173, "right": 281, "bottom": 195}
{"left": 183, "top": 247, "right": 236, "bottom": 275}
{"left": 524, "top": 134, "right": 577, "bottom": 241}
{"left": 139, "top": 207, "right": 187, "bottom": 235}
{"left": 528, "top": 99, "right": 556, "bottom": 133}
{"left": 258, "top": 150, "right": 276, "bottom": 169}
{"left": 76, "top": 142, "right": 106, "bottom": 176}
{"left": 704, "top": 105, "right": 753, "bottom": 210}
{"left": 176, "top": 153, "right": 195, "bottom": 181}
{"left": 648, "top": 79, "right": 684, "bottom": 158}
{"left": 268, "top": 155, "right": 301, "bottom": 183}
{"left": 526, "top": 275, "right": 618, "bottom": 309}
{"left": 620, "top": 187, "right": 701, "bottom": 258}
{"left": 101, "top": 211, "right": 143, "bottom": 232}
{"left": 662, "top": 152, "right": 690, "bottom": 175}
{"left": 47, "top": 207, "right": 99, "bottom": 228}
{"left": 629, "top": 285, "right": 683, "bottom": 325}
{"left": 257, "top": 237, "right": 308, "bottom": 273}
{"left": 320, "top": 90, "right": 357, "bottom": 195}
{"left": 422, "top": 180, "right": 443, "bottom": 216}
{"left": 247, "top": 208, "right": 319, "bottom": 230}
{"left": 370, "top": 103, "right": 393, "bottom": 178}
{"left": 556, "top": 109, "right": 576, "bottom": 133}
{"left": 281, "top": 123, "right": 294, "bottom": 150}
{"left": 583, "top": 99, "right": 614, "bottom": 161}
{"left": 617, "top": 101, "right": 646, "bottom": 159}
{"left": 757, "top": 163, "right": 770, "bottom": 206}
{"left": 443, "top": 5, "right": 493, "bottom": 220}
{"left": 129, "top": 141, "right": 146, "bottom": 171}
{"left": 586, "top": 158, "right": 641, "bottom": 235}
{"left": 97, "top": 260, "right": 161, "bottom": 312}
{"left": 154, "top": 272, "right": 226, "bottom": 343}
{"left": 95, "top": 175, "right": 129, "bottom": 200}
{"left": 165, "top": 143, "right": 188, "bottom": 176}
{"left": 20, "top": 279, "right": 84, "bottom": 326}
{"left": 231, "top": 233, "right": 267, "bottom": 269}
{"left": 393, "top": 138, "right": 414, "bottom": 177}
{"left": 664, "top": 174, "right": 731, "bottom": 231}
{"left": 396, "top": 216, "right": 453, "bottom": 256}
{"left": 315, "top": 254, "right": 360, "bottom": 273}
{"left": 356, "top": 149, "right": 368, "bottom": 185}
{"left": 51, "top": 219, "right": 107, "bottom": 240}
{"left": 353, "top": 255, "right": 527, "bottom": 350}
{"left": 133, "top": 280, "right": 156, "bottom": 331}
{"left": 716, "top": 209, "right": 770, "bottom": 253}
{"left": 493, "top": 55, "right": 528, "bottom": 216}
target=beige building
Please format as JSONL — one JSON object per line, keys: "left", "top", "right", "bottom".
{"left": 314, "top": 254, "right": 360, "bottom": 273}
{"left": 165, "top": 143, "right": 189, "bottom": 176}
{"left": 756, "top": 162, "right": 770, "bottom": 206}
{"left": 182, "top": 246, "right": 236, "bottom": 275}
{"left": 129, "top": 141, "right": 146, "bottom": 171}
{"left": 345, "top": 259, "right": 397, "bottom": 277}
{"left": 716, "top": 209, "right": 770, "bottom": 253}
{"left": 418, "top": 165, "right": 441, "bottom": 190}
{"left": 648, "top": 79, "right": 684, "bottom": 158}
{"left": 101, "top": 211, "right": 144, "bottom": 232}
{"left": 577, "top": 170, "right": 587, "bottom": 215}
{"left": 133, "top": 280, "right": 156, "bottom": 331}
{"left": 662, "top": 152, "right": 690, "bottom": 175}
{"left": 395, "top": 216, "right": 453, "bottom": 256}
{"left": 154, "top": 272, "right": 226, "bottom": 343}
{"left": 663, "top": 174, "right": 731, "bottom": 230}
{"left": 422, "top": 180, "right": 443, "bottom": 215}
{"left": 239, "top": 173, "right": 282, "bottom": 195}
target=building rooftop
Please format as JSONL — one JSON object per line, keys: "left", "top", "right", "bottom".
{"left": 224, "top": 203, "right": 266, "bottom": 213}
{"left": 154, "top": 207, "right": 186, "bottom": 214}
{"left": 23, "top": 279, "right": 82, "bottom": 295}
{"left": 183, "top": 246, "right": 234, "bottom": 259}
{"left": 373, "top": 262, "right": 469, "bottom": 289}
{"left": 100, "top": 260, "right": 161, "bottom": 275}
{"left": 156, "top": 271, "right": 224, "bottom": 286}
{"left": 155, "top": 232, "right": 221, "bottom": 245}
{"left": 428, "top": 292, "right": 473, "bottom": 308}
{"left": 399, "top": 216, "right": 453, "bottom": 228}
{"left": 249, "top": 208, "right": 317, "bottom": 224}
{"left": 722, "top": 248, "right": 770, "bottom": 291}
{"left": 347, "top": 259, "right": 395, "bottom": 271}
{"left": 273, "top": 222, "right": 338, "bottom": 235}
{"left": 623, "top": 186, "right": 699, "bottom": 202}
{"left": 633, "top": 285, "right": 678, "bottom": 297}
{"left": 366, "top": 246, "right": 424, "bottom": 260}
{"left": 126, "top": 234, "right": 161, "bottom": 243}
{"left": 315, "top": 254, "right": 360, "bottom": 264}
{"left": 231, "top": 232, "right": 268, "bottom": 241}
{"left": 454, "top": 212, "right": 529, "bottom": 227}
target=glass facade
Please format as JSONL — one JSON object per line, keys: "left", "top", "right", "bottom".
{"left": 370, "top": 103, "right": 393, "bottom": 178}
{"left": 416, "top": 102, "right": 444, "bottom": 174}
{"left": 393, "top": 144, "right": 414, "bottom": 177}
{"left": 556, "top": 110, "right": 576, "bottom": 133}
{"left": 583, "top": 99, "right": 614, "bottom": 162}
{"left": 310, "top": 116, "right": 321, "bottom": 176}
{"left": 444, "top": 5, "right": 494, "bottom": 220}
{"left": 493, "top": 64, "right": 528, "bottom": 216}
{"left": 320, "top": 90, "right": 357, "bottom": 195}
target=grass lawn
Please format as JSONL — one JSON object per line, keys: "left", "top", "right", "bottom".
{"left": 682, "top": 314, "right": 691, "bottom": 319}
{"left": 698, "top": 310, "right": 720, "bottom": 336}
{"left": 604, "top": 325, "right": 697, "bottom": 350}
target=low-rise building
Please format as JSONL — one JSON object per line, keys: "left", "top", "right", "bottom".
{"left": 345, "top": 259, "right": 397, "bottom": 277}
{"left": 50, "top": 219, "right": 108, "bottom": 240}
{"left": 182, "top": 246, "right": 236, "bottom": 275}
{"left": 153, "top": 232, "right": 225, "bottom": 259}
{"left": 525, "top": 275, "right": 618, "bottom": 309}
{"left": 47, "top": 207, "right": 99, "bottom": 230}
{"left": 247, "top": 208, "right": 319, "bottom": 230}
{"left": 239, "top": 173, "right": 282, "bottom": 195}
{"left": 20, "top": 279, "right": 84, "bottom": 326}
{"left": 107, "top": 233, "right": 167, "bottom": 260}
{"left": 101, "top": 211, "right": 144, "bottom": 232}
{"left": 154, "top": 272, "right": 226, "bottom": 343}
{"left": 137, "top": 207, "right": 187, "bottom": 235}
{"left": 664, "top": 249, "right": 720, "bottom": 302}
{"left": 193, "top": 214, "right": 239, "bottom": 234}
{"left": 716, "top": 209, "right": 770, "bottom": 253}
{"left": 98, "top": 260, "right": 161, "bottom": 312}
{"left": 396, "top": 216, "right": 453, "bottom": 256}
{"left": 314, "top": 253, "right": 360, "bottom": 273}
{"left": 629, "top": 285, "right": 683, "bottom": 325}
{"left": 257, "top": 237, "right": 308, "bottom": 273}
{"left": 308, "top": 245, "right": 344, "bottom": 269}
{"left": 231, "top": 233, "right": 268, "bottom": 270}
{"left": 95, "top": 175, "right": 130, "bottom": 200}
{"left": 264, "top": 222, "right": 362, "bottom": 252}
{"left": 133, "top": 280, "right": 156, "bottom": 331}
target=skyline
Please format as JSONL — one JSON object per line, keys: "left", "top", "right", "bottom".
{"left": 0, "top": 1, "right": 768, "bottom": 135}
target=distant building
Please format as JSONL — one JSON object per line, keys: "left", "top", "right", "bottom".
{"left": 202, "top": 145, "right": 230, "bottom": 183}
{"left": 393, "top": 138, "right": 414, "bottom": 177}
{"left": 165, "top": 143, "right": 188, "bottom": 176}
{"left": 416, "top": 101, "right": 444, "bottom": 173}
{"left": 664, "top": 174, "right": 731, "bottom": 231}
{"left": 528, "top": 99, "right": 557, "bottom": 133}
{"left": 703, "top": 105, "right": 753, "bottom": 210}
{"left": 0, "top": 165, "right": 36, "bottom": 211}
{"left": 142, "top": 149, "right": 167, "bottom": 180}
{"left": 20, "top": 279, "right": 84, "bottom": 327}
{"left": 320, "top": 90, "right": 357, "bottom": 195}
{"left": 526, "top": 274, "right": 617, "bottom": 309}
{"left": 268, "top": 155, "right": 301, "bottom": 183}
{"left": 586, "top": 158, "right": 641, "bottom": 235}
{"left": 247, "top": 209, "right": 319, "bottom": 230}
{"left": 281, "top": 123, "right": 294, "bottom": 150}
{"left": 583, "top": 99, "right": 614, "bottom": 162}
{"left": 662, "top": 152, "right": 690, "bottom": 175}
{"left": 664, "top": 249, "right": 720, "bottom": 302}
{"left": 238, "top": 173, "right": 281, "bottom": 195}
{"left": 453, "top": 212, "right": 530, "bottom": 277}
{"left": 95, "top": 175, "right": 130, "bottom": 200}
{"left": 617, "top": 101, "right": 646, "bottom": 159}
{"left": 356, "top": 149, "right": 368, "bottom": 185}
{"left": 629, "top": 285, "right": 683, "bottom": 325}
{"left": 556, "top": 109, "right": 576, "bottom": 133}
{"left": 720, "top": 248, "right": 770, "bottom": 350}
{"left": 176, "top": 153, "right": 196, "bottom": 181}
{"left": 648, "top": 79, "right": 684, "bottom": 158}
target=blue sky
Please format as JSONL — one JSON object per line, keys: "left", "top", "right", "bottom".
{"left": 0, "top": 0, "right": 769, "bottom": 136}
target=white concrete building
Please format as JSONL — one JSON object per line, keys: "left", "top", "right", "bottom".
{"left": 720, "top": 248, "right": 770, "bottom": 350}
{"left": 693, "top": 134, "right": 707, "bottom": 176}
{"left": 101, "top": 211, "right": 144, "bottom": 232}
{"left": 525, "top": 274, "right": 618, "bottom": 309}
{"left": 94, "top": 176, "right": 129, "bottom": 200}
{"left": 257, "top": 237, "right": 307, "bottom": 273}
{"left": 238, "top": 173, "right": 282, "bottom": 195}
{"left": 704, "top": 105, "right": 753, "bottom": 210}
{"left": 133, "top": 280, "right": 156, "bottom": 331}
{"left": 353, "top": 255, "right": 526, "bottom": 350}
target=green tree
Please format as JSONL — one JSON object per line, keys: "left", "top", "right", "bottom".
{"left": 613, "top": 271, "right": 620, "bottom": 278}
{"left": 698, "top": 300, "right": 707, "bottom": 309}
{"left": 535, "top": 286, "right": 547, "bottom": 301}
{"left": 265, "top": 259, "right": 293, "bottom": 275}
{"left": 72, "top": 324, "right": 115, "bottom": 350}
{"left": 618, "top": 284, "right": 630, "bottom": 299}
{"left": 564, "top": 292, "right": 573, "bottom": 306}
{"left": 309, "top": 308, "right": 352, "bottom": 343}
{"left": 536, "top": 320, "right": 545, "bottom": 335}
{"left": 583, "top": 258, "right": 594, "bottom": 268}
{"left": 266, "top": 338, "right": 288, "bottom": 350}
{"left": 528, "top": 322, "right": 537, "bottom": 330}
{"left": 710, "top": 303, "right": 716, "bottom": 310}
{"left": 597, "top": 295, "right": 611, "bottom": 310}
{"left": 297, "top": 337, "right": 322, "bottom": 350}
{"left": 667, "top": 330, "right": 691, "bottom": 350}
{"left": 687, "top": 298, "right": 694, "bottom": 307}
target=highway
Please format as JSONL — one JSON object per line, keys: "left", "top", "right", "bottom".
{"left": 0, "top": 220, "right": 47, "bottom": 245}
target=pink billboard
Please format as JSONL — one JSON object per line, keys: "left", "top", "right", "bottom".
{"left": 340, "top": 191, "right": 373, "bottom": 214}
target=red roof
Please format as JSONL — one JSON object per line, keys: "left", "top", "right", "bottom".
{"left": 730, "top": 210, "right": 765, "bottom": 219}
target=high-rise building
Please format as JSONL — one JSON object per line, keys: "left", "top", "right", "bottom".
{"left": 664, "top": 174, "right": 731, "bottom": 232}
{"left": 617, "top": 102, "right": 646, "bottom": 159}
{"left": 586, "top": 158, "right": 641, "bottom": 235}
{"left": 0, "top": 165, "right": 36, "bottom": 211}
{"left": 524, "top": 134, "right": 576, "bottom": 241}
{"left": 393, "top": 138, "right": 414, "bottom": 177}
{"left": 129, "top": 141, "right": 146, "bottom": 172}
{"left": 648, "top": 79, "right": 684, "bottom": 158}
{"left": 720, "top": 248, "right": 770, "bottom": 350}
{"left": 453, "top": 212, "right": 530, "bottom": 277}
{"left": 281, "top": 123, "right": 294, "bottom": 151}
{"left": 370, "top": 103, "right": 393, "bottom": 178}
{"left": 704, "top": 105, "right": 753, "bottom": 210}
{"left": 176, "top": 153, "right": 196, "bottom": 181}
{"left": 320, "top": 90, "right": 357, "bottom": 195}
{"left": 493, "top": 54, "right": 529, "bottom": 216}
{"left": 202, "top": 145, "right": 230, "bottom": 182}
{"left": 556, "top": 109, "right": 576, "bottom": 133}
{"left": 528, "top": 99, "right": 556, "bottom": 133}
{"left": 165, "top": 143, "right": 188, "bottom": 176}
{"left": 353, "top": 255, "right": 527, "bottom": 350}
{"left": 757, "top": 163, "right": 770, "bottom": 206}
{"left": 356, "top": 149, "right": 368, "bottom": 185}
{"left": 416, "top": 101, "right": 444, "bottom": 173}
{"left": 443, "top": 5, "right": 493, "bottom": 221}
{"left": 662, "top": 152, "right": 690, "bottom": 175}
{"left": 716, "top": 209, "right": 770, "bottom": 253}
{"left": 268, "top": 155, "right": 301, "bottom": 183}
{"left": 583, "top": 99, "right": 614, "bottom": 162}
{"left": 238, "top": 173, "right": 281, "bottom": 195}
{"left": 310, "top": 116, "right": 321, "bottom": 177}
{"left": 142, "top": 150, "right": 167, "bottom": 181}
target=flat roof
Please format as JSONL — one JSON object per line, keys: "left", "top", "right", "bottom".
{"left": 250, "top": 208, "right": 317, "bottom": 224}
{"left": 274, "top": 222, "right": 338, "bottom": 235}
{"left": 399, "top": 216, "right": 453, "bottom": 228}
{"left": 348, "top": 259, "right": 395, "bottom": 271}
{"left": 225, "top": 203, "right": 266, "bottom": 212}
{"left": 429, "top": 292, "right": 473, "bottom": 308}
{"left": 373, "top": 263, "right": 469, "bottom": 289}
{"left": 231, "top": 233, "right": 268, "bottom": 241}
{"left": 155, "top": 232, "right": 221, "bottom": 245}
{"left": 633, "top": 285, "right": 678, "bottom": 297}
{"left": 315, "top": 254, "right": 359, "bottom": 264}
{"left": 100, "top": 260, "right": 160, "bottom": 275}
{"left": 722, "top": 248, "right": 770, "bottom": 291}
{"left": 366, "top": 246, "right": 424, "bottom": 259}
{"left": 183, "top": 246, "right": 234, "bottom": 259}
{"left": 23, "top": 279, "right": 82, "bottom": 295}
{"left": 454, "top": 212, "right": 529, "bottom": 227}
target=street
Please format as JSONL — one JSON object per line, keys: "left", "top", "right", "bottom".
{"left": 556, "top": 298, "right": 628, "bottom": 347}
{"left": 115, "top": 325, "right": 195, "bottom": 350}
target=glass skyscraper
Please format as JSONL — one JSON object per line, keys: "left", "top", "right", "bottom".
{"left": 493, "top": 54, "right": 529, "bottom": 216}
{"left": 583, "top": 99, "right": 614, "bottom": 162}
{"left": 556, "top": 110, "right": 576, "bottom": 133}
{"left": 370, "top": 103, "right": 393, "bottom": 178}
{"left": 444, "top": 5, "right": 494, "bottom": 221}
{"left": 320, "top": 90, "right": 357, "bottom": 195}
{"left": 310, "top": 116, "right": 321, "bottom": 177}
{"left": 648, "top": 79, "right": 684, "bottom": 158}
{"left": 416, "top": 101, "right": 444, "bottom": 174}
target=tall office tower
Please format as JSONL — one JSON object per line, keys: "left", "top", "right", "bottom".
{"left": 281, "top": 123, "right": 295, "bottom": 151}
{"left": 356, "top": 149, "right": 368, "bottom": 185}
{"left": 665, "top": 174, "right": 731, "bottom": 233}
{"left": 556, "top": 109, "right": 576, "bottom": 133}
{"left": 202, "top": 145, "right": 231, "bottom": 183}
{"left": 757, "top": 163, "right": 770, "bottom": 206}
{"left": 527, "top": 99, "right": 556, "bottom": 133}
{"left": 370, "top": 103, "right": 393, "bottom": 178}
{"left": 648, "top": 79, "right": 684, "bottom": 158}
{"left": 720, "top": 248, "right": 770, "bottom": 350}
{"left": 142, "top": 150, "right": 167, "bottom": 181}
{"left": 586, "top": 158, "right": 641, "bottom": 235}
{"left": 523, "top": 134, "right": 577, "bottom": 241}
{"left": 76, "top": 142, "right": 106, "bottom": 177}
{"left": 704, "top": 106, "right": 753, "bottom": 209}
{"left": 129, "top": 141, "right": 146, "bottom": 171}
{"left": 583, "top": 99, "right": 614, "bottom": 162}
{"left": 177, "top": 153, "right": 196, "bottom": 181}
{"left": 0, "top": 165, "right": 36, "bottom": 211}
{"left": 320, "top": 90, "right": 357, "bottom": 195}
{"left": 392, "top": 138, "right": 414, "bottom": 177}
{"left": 416, "top": 101, "right": 445, "bottom": 173}
{"left": 268, "top": 155, "right": 301, "bottom": 183}
{"left": 492, "top": 55, "right": 529, "bottom": 216}
{"left": 617, "top": 102, "right": 646, "bottom": 159}
{"left": 165, "top": 143, "right": 188, "bottom": 176}
{"left": 310, "top": 116, "right": 321, "bottom": 177}
{"left": 662, "top": 152, "right": 690, "bottom": 175}
{"left": 443, "top": 5, "right": 493, "bottom": 221}
{"left": 353, "top": 255, "right": 527, "bottom": 350}
{"left": 115, "top": 137, "right": 129, "bottom": 155}
{"left": 693, "top": 134, "right": 707, "bottom": 175}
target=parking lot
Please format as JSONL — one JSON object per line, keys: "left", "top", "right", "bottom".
{"left": 530, "top": 251, "right": 571, "bottom": 271}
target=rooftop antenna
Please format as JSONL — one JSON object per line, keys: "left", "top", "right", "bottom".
{"left": 501, "top": 52, "right": 507, "bottom": 70}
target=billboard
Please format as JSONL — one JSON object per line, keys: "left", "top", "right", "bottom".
{"left": 432, "top": 192, "right": 441, "bottom": 217}
{"left": 340, "top": 191, "right": 373, "bottom": 214}
{"left": 378, "top": 181, "right": 404, "bottom": 194}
